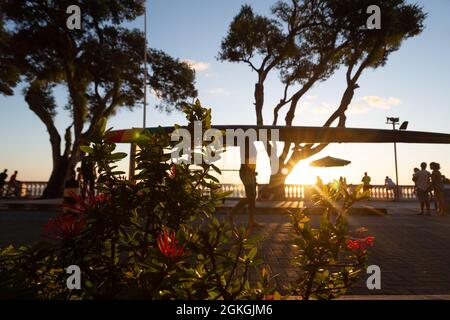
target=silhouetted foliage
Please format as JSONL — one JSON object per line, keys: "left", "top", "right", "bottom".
{"left": 0, "top": 18, "right": 20, "bottom": 96}
{"left": 0, "top": 0, "right": 197, "bottom": 197}
{"left": 219, "top": 0, "right": 425, "bottom": 199}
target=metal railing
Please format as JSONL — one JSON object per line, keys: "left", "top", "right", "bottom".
{"left": 4, "top": 181, "right": 419, "bottom": 201}
{"left": 220, "top": 184, "right": 420, "bottom": 201}
{"left": 0, "top": 181, "right": 48, "bottom": 199}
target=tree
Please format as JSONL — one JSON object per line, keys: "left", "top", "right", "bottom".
{"left": 219, "top": 0, "right": 425, "bottom": 199}
{"left": 0, "top": 17, "right": 20, "bottom": 95}
{"left": 0, "top": 0, "right": 197, "bottom": 198}
{"left": 217, "top": 3, "right": 320, "bottom": 125}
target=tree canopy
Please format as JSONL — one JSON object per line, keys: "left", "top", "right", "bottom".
{"left": 219, "top": 0, "right": 426, "bottom": 198}
{"left": 0, "top": 0, "right": 198, "bottom": 197}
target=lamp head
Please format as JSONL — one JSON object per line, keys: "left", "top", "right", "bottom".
{"left": 386, "top": 117, "right": 400, "bottom": 124}
{"left": 399, "top": 121, "right": 409, "bottom": 130}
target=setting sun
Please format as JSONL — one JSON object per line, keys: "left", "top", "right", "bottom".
{"left": 285, "top": 160, "right": 321, "bottom": 185}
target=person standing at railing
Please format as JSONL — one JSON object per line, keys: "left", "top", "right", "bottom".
{"left": 385, "top": 176, "right": 397, "bottom": 200}
{"left": 430, "top": 162, "right": 445, "bottom": 216}
{"left": 0, "top": 169, "right": 7, "bottom": 197}
{"left": 361, "top": 172, "right": 372, "bottom": 194}
{"left": 415, "top": 162, "right": 431, "bottom": 215}
{"left": 6, "top": 170, "right": 19, "bottom": 198}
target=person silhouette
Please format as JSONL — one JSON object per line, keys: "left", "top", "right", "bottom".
{"left": 228, "top": 138, "right": 260, "bottom": 233}
{"left": 415, "top": 162, "right": 431, "bottom": 215}
{"left": 430, "top": 162, "right": 444, "bottom": 216}
{"left": 0, "top": 169, "right": 8, "bottom": 197}
{"left": 7, "top": 170, "right": 19, "bottom": 197}
{"left": 385, "top": 176, "right": 397, "bottom": 200}
{"left": 361, "top": 172, "right": 372, "bottom": 193}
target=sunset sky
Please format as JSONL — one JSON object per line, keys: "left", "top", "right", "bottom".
{"left": 0, "top": 0, "right": 449, "bottom": 185}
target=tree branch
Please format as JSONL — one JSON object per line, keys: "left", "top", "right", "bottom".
{"left": 242, "top": 59, "right": 259, "bottom": 73}
{"left": 272, "top": 81, "right": 292, "bottom": 125}
{"left": 25, "top": 82, "right": 62, "bottom": 165}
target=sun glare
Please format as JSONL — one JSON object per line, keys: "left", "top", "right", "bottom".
{"left": 285, "top": 160, "right": 322, "bottom": 185}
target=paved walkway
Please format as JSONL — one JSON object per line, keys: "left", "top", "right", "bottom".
{"left": 229, "top": 206, "right": 450, "bottom": 295}
{"left": 1, "top": 200, "right": 449, "bottom": 296}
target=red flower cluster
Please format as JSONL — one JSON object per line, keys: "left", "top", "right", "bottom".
{"left": 347, "top": 236, "right": 375, "bottom": 253}
{"left": 64, "top": 194, "right": 108, "bottom": 214}
{"left": 157, "top": 229, "right": 185, "bottom": 258}
{"left": 168, "top": 164, "right": 177, "bottom": 179}
{"left": 42, "top": 214, "right": 86, "bottom": 241}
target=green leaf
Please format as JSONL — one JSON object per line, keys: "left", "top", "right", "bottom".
{"left": 248, "top": 247, "right": 257, "bottom": 260}
{"left": 210, "top": 164, "right": 222, "bottom": 174}
{"left": 110, "top": 152, "right": 128, "bottom": 160}
{"left": 98, "top": 117, "right": 107, "bottom": 135}
{"left": 80, "top": 145, "right": 93, "bottom": 154}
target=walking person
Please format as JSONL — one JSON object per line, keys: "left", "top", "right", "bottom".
{"left": 430, "top": 162, "right": 445, "bottom": 216}
{"left": 6, "top": 170, "right": 19, "bottom": 198}
{"left": 0, "top": 169, "right": 7, "bottom": 197}
{"left": 414, "top": 162, "right": 431, "bottom": 215}
{"left": 228, "top": 139, "right": 260, "bottom": 233}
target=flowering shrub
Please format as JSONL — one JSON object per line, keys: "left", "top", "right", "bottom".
{"left": 289, "top": 180, "right": 375, "bottom": 300}
{"left": 0, "top": 100, "right": 270, "bottom": 300}
{"left": 0, "top": 101, "right": 373, "bottom": 300}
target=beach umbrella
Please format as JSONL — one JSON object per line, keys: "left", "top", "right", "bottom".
{"left": 309, "top": 156, "right": 351, "bottom": 168}
{"left": 309, "top": 156, "right": 351, "bottom": 182}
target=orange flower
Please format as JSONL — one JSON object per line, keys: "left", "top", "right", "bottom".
{"left": 347, "top": 239, "right": 360, "bottom": 250}
{"left": 347, "top": 236, "right": 375, "bottom": 253}
{"left": 157, "top": 229, "right": 185, "bottom": 258}
{"left": 168, "top": 164, "right": 177, "bottom": 179}
{"left": 364, "top": 236, "right": 375, "bottom": 246}
{"left": 64, "top": 194, "right": 108, "bottom": 213}
{"left": 42, "top": 214, "right": 86, "bottom": 240}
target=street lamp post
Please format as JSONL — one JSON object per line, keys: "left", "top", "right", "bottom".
{"left": 143, "top": 3, "right": 148, "bottom": 129}
{"left": 130, "top": 2, "right": 148, "bottom": 181}
{"left": 386, "top": 117, "right": 408, "bottom": 201}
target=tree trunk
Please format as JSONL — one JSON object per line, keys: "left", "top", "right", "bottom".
{"left": 260, "top": 172, "right": 287, "bottom": 200}
{"left": 41, "top": 136, "right": 82, "bottom": 199}
{"left": 254, "top": 76, "right": 264, "bottom": 126}
{"left": 260, "top": 142, "right": 290, "bottom": 200}
{"left": 324, "top": 82, "right": 357, "bottom": 128}
{"left": 42, "top": 155, "right": 70, "bottom": 198}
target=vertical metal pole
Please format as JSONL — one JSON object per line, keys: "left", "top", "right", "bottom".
{"left": 143, "top": 2, "right": 148, "bottom": 129}
{"left": 129, "top": 143, "right": 136, "bottom": 181}
{"left": 394, "top": 141, "right": 399, "bottom": 201}
{"left": 131, "top": 2, "right": 147, "bottom": 182}
{"left": 393, "top": 122, "right": 400, "bottom": 201}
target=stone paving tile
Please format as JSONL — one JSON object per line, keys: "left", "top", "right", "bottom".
{"left": 230, "top": 209, "right": 450, "bottom": 295}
